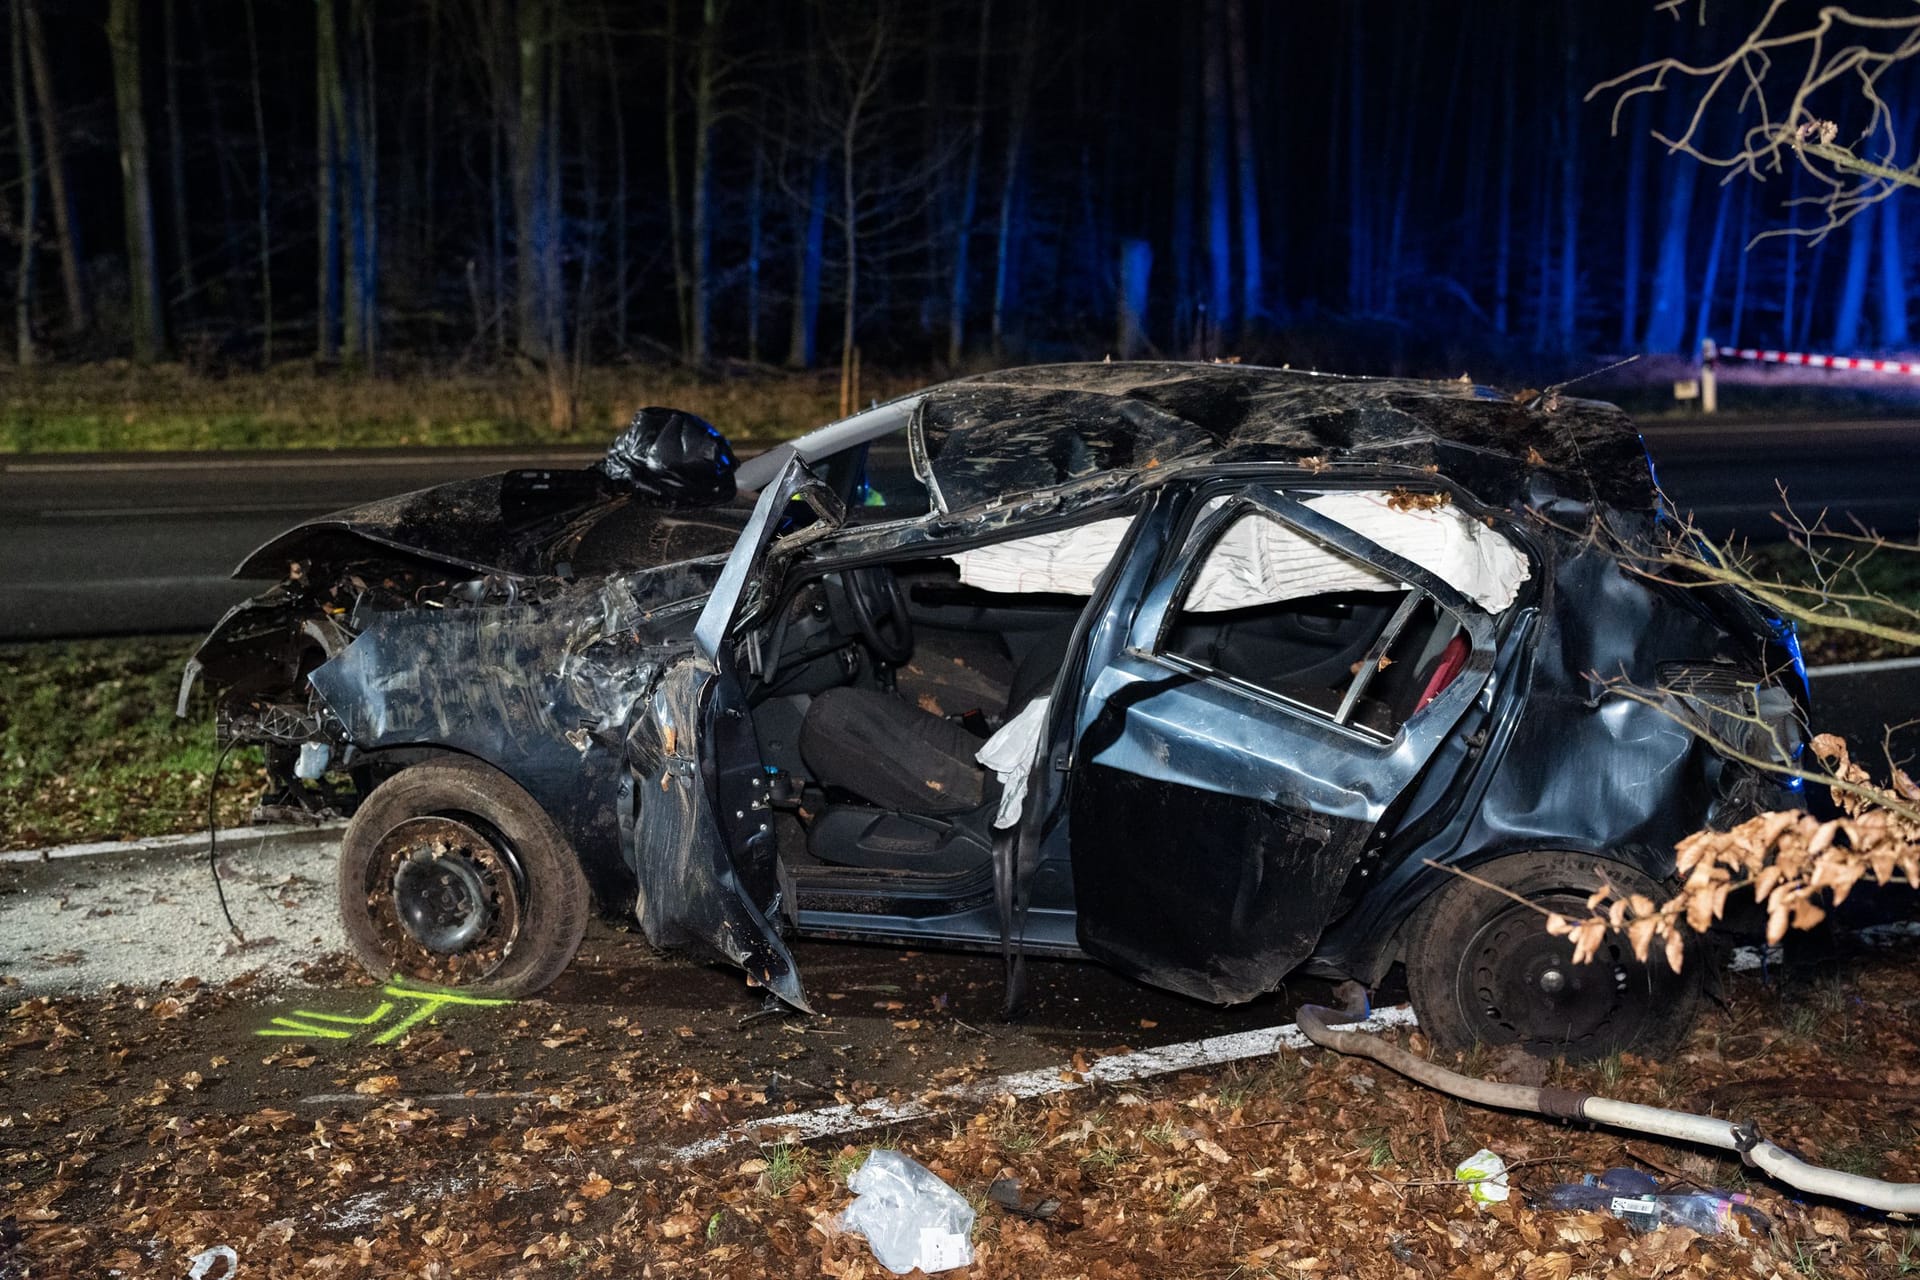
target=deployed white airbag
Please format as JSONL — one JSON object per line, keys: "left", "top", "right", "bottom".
{"left": 945, "top": 491, "right": 1527, "bottom": 615}
{"left": 1189, "top": 491, "right": 1529, "bottom": 614}
{"left": 946, "top": 518, "right": 1133, "bottom": 596}
{"left": 977, "top": 695, "right": 1051, "bottom": 829}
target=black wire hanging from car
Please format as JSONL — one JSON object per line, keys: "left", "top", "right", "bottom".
{"left": 206, "top": 735, "right": 246, "bottom": 943}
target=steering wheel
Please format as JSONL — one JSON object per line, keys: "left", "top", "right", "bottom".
{"left": 839, "top": 566, "right": 915, "bottom": 666}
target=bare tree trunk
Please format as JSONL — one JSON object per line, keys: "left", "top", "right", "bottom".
{"left": 1345, "top": 5, "right": 1368, "bottom": 313}
{"left": 600, "top": 0, "right": 629, "bottom": 352}
{"left": 1381, "top": 6, "right": 1425, "bottom": 319}
{"left": 1618, "top": 91, "right": 1649, "bottom": 351}
{"left": 1556, "top": 21, "right": 1578, "bottom": 353}
{"left": 21, "top": 0, "right": 86, "bottom": 334}
{"left": 664, "top": 0, "right": 690, "bottom": 357}
{"left": 1796, "top": 238, "right": 1827, "bottom": 351}
{"left": 108, "top": 0, "right": 164, "bottom": 362}
{"left": 836, "top": 10, "right": 892, "bottom": 408}
{"left": 487, "top": 0, "right": 506, "bottom": 358}
{"left": 513, "top": 0, "right": 546, "bottom": 357}
{"left": 542, "top": 21, "right": 562, "bottom": 355}
{"left": 990, "top": 5, "right": 1036, "bottom": 359}
{"left": 1690, "top": 176, "right": 1731, "bottom": 353}
{"left": 352, "top": 0, "right": 379, "bottom": 365}
{"left": 1832, "top": 203, "right": 1872, "bottom": 352}
{"left": 189, "top": 0, "right": 244, "bottom": 321}
{"left": 786, "top": 157, "right": 826, "bottom": 369}
{"left": 1492, "top": 8, "right": 1514, "bottom": 334}
{"left": 1200, "top": 0, "right": 1232, "bottom": 338}
{"left": 1878, "top": 103, "right": 1916, "bottom": 349}
{"left": 1171, "top": 14, "right": 1197, "bottom": 352}
{"left": 1117, "top": 238, "right": 1151, "bottom": 358}
{"left": 1782, "top": 180, "right": 1799, "bottom": 347}
{"left": 543, "top": 24, "right": 568, "bottom": 429}
{"left": 945, "top": 0, "right": 991, "bottom": 368}
{"left": 1726, "top": 179, "right": 1752, "bottom": 349}
{"left": 163, "top": 0, "right": 194, "bottom": 311}
{"left": 1879, "top": 191, "right": 1910, "bottom": 349}
{"left": 746, "top": 141, "right": 763, "bottom": 363}
{"left": 1224, "top": 0, "right": 1261, "bottom": 330}
{"left": 316, "top": 0, "right": 341, "bottom": 359}
{"left": 12, "top": 0, "right": 38, "bottom": 364}
{"left": 689, "top": 0, "right": 720, "bottom": 364}
{"left": 243, "top": 0, "right": 271, "bottom": 365}
{"left": 1641, "top": 150, "right": 1694, "bottom": 351}
{"left": 422, "top": 0, "right": 439, "bottom": 298}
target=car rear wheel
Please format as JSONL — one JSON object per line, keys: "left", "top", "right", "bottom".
{"left": 1403, "top": 851, "right": 1705, "bottom": 1061}
{"left": 337, "top": 757, "right": 590, "bottom": 997}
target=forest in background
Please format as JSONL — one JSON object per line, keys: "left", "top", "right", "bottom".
{"left": 4, "top": 0, "right": 1918, "bottom": 419}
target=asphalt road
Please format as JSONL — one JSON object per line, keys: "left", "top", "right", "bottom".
{"left": 1641, "top": 416, "right": 1920, "bottom": 542}
{"left": 1, "top": 416, "right": 1916, "bottom": 640}
{"left": 0, "top": 446, "right": 601, "bottom": 639}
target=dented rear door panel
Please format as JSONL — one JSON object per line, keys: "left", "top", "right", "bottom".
{"left": 1068, "top": 486, "right": 1496, "bottom": 1004}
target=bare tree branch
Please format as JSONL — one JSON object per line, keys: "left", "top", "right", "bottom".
{"left": 1591, "top": 2, "right": 1920, "bottom": 241}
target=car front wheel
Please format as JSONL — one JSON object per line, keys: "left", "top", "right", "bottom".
{"left": 337, "top": 757, "right": 590, "bottom": 997}
{"left": 1403, "top": 851, "right": 1706, "bottom": 1061}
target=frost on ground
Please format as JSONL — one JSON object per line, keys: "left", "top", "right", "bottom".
{"left": 0, "top": 831, "right": 348, "bottom": 994}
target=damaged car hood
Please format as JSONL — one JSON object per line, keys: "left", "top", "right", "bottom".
{"left": 232, "top": 469, "right": 751, "bottom": 581}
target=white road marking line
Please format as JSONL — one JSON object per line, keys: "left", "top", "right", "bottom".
{"left": 3, "top": 451, "right": 601, "bottom": 474}
{"left": 668, "top": 1005, "right": 1420, "bottom": 1162}
{"left": 1806, "top": 654, "right": 1920, "bottom": 678}
{"left": 36, "top": 503, "right": 334, "bottom": 519}
{"left": 0, "top": 822, "right": 344, "bottom": 865}
{"left": 299, "top": 1090, "right": 545, "bottom": 1106}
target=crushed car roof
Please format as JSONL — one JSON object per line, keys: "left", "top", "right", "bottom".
{"left": 912, "top": 362, "right": 1655, "bottom": 514}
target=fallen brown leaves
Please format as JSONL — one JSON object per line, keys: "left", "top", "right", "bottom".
{"left": 1549, "top": 733, "right": 1920, "bottom": 968}
{"left": 4, "top": 943, "right": 1920, "bottom": 1277}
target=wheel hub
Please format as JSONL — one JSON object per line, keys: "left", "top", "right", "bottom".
{"left": 363, "top": 815, "right": 524, "bottom": 985}
{"left": 1461, "top": 894, "right": 1658, "bottom": 1054}
{"left": 392, "top": 849, "right": 494, "bottom": 953}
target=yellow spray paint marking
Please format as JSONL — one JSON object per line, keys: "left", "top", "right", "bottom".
{"left": 253, "top": 982, "right": 512, "bottom": 1043}
{"left": 368, "top": 985, "right": 512, "bottom": 1044}
{"left": 255, "top": 1001, "right": 395, "bottom": 1039}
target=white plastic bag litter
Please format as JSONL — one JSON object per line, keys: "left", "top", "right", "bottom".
{"left": 840, "top": 1149, "right": 976, "bottom": 1275}
{"left": 1455, "top": 1148, "right": 1511, "bottom": 1204}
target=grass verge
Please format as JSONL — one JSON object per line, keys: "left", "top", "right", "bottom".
{"left": 1748, "top": 540, "right": 1920, "bottom": 666}
{"left": 0, "top": 635, "right": 263, "bottom": 851}
{"left": 0, "top": 361, "right": 923, "bottom": 454}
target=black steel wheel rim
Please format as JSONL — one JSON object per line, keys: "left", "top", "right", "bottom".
{"left": 1456, "top": 892, "right": 1665, "bottom": 1053}
{"left": 364, "top": 815, "right": 525, "bottom": 984}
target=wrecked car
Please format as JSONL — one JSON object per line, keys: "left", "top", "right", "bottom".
{"left": 182, "top": 363, "right": 1808, "bottom": 1058}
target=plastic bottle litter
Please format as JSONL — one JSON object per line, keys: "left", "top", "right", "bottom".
{"left": 186, "top": 1245, "right": 239, "bottom": 1280}
{"left": 1454, "top": 1148, "right": 1510, "bottom": 1203}
{"left": 840, "top": 1149, "right": 976, "bottom": 1275}
{"left": 1542, "top": 1167, "right": 1769, "bottom": 1237}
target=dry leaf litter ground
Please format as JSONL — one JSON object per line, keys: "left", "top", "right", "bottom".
{"left": 3, "top": 908, "right": 1920, "bottom": 1277}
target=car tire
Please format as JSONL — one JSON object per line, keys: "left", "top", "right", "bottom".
{"left": 1403, "top": 851, "right": 1706, "bottom": 1061}
{"left": 336, "top": 756, "right": 590, "bottom": 998}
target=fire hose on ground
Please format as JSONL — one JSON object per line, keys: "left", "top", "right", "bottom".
{"left": 1295, "top": 1003, "right": 1920, "bottom": 1215}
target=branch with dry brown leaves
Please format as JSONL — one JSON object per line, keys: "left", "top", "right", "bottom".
{"left": 1547, "top": 733, "right": 1919, "bottom": 971}
{"left": 1590, "top": 1, "right": 1920, "bottom": 242}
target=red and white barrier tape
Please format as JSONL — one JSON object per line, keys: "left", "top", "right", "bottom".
{"left": 1718, "top": 346, "right": 1920, "bottom": 376}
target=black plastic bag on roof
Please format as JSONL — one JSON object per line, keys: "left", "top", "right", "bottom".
{"left": 598, "top": 406, "right": 737, "bottom": 504}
